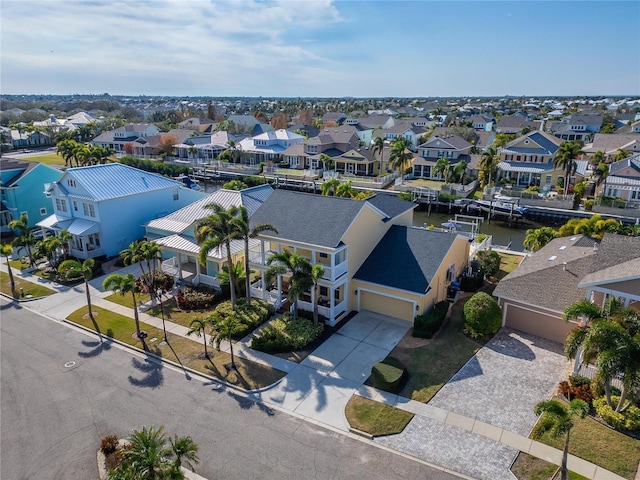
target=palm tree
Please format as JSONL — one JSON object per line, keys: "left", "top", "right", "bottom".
{"left": 563, "top": 300, "right": 601, "bottom": 324}
{"left": 56, "top": 139, "right": 78, "bottom": 167}
{"left": 335, "top": 180, "right": 357, "bottom": 198}
{"left": 187, "top": 316, "right": 210, "bottom": 359}
{"left": 593, "top": 162, "right": 609, "bottom": 196}
{"left": 554, "top": 141, "right": 584, "bottom": 188}
{"left": 267, "top": 250, "right": 312, "bottom": 320}
{"left": 614, "top": 148, "right": 632, "bottom": 162}
{"left": 209, "top": 308, "right": 244, "bottom": 370}
{"left": 59, "top": 258, "right": 98, "bottom": 330}
{"left": 195, "top": 204, "right": 241, "bottom": 307}
{"left": 534, "top": 399, "right": 589, "bottom": 480}
{"left": 388, "top": 137, "right": 413, "bottom": 179}
{"left": 320, "top": 153, "right": 334, "bottom": 173}
{"left": 1, "top": 243, "right": 16, "bottom": 297}
{"left": 169, "top": 435, "right": 199, "bottom": 471}
{"left": 479, "top": 146, "right": 499, "bottom": 187}
{"left": 103, "top": 273, "right": 147, "bottom": 350}
{"left": 320, "top": 178, "right": 340, "bottom": 196}
{"left": 232, "top": 206, "right": 277, "bottom": 305}
{"left": 216, "top": 261, "right": 245, "bottom": 297}
{"left": 523, "top": 226, "right": 557, "bottom": 252}
{"left": 8, "top": 213, "right": 35, "bottom": 266}
{"left": 372, "top": 136, "right": 385, "bottom": 174}
{"left": 122, "top": 425, "right": 172, "bottom": 480}
{"left": 35, "top": 235, "right": 62, "bottom": 271}
{"left": 58, "top": 228, "right": 72, "bottom": 260}
{"left": 310, "top": 264, "right": 325, "bottom": 327}
{"left": 225, "top": 139, "right": 239, "bottom": 164}
{"left": 450, "top": 160, "right": 467, "bottom": 184}
{"left": 591, "top": 150, "right": 605, "bottom": 166}
{"left": 433, "top": 157, "right": 450, "bottom": 182}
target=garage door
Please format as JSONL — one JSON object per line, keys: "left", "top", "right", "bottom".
{"left": 359, "top": 290, "right": 414, "bottom": 321}
{"left": 504, "top": 303, "right": 575, "bottom": 344}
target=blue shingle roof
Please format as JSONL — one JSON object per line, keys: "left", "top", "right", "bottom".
{"left": 64, "top": 164, "right": 184, "bottom": 201}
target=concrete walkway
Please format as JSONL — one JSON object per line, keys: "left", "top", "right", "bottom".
{"left": 1, "top": 261, "right": 628, "bottom": 480}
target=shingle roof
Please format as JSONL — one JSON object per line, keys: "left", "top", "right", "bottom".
{"left": 62, "top": 164, "right": 184, "bottom": 201}
{"left": 584, "top": 133, "right": 640, "bottom": 154}
{"left": 354, "top": 226, "right": 457, "bottom": 294}
{"left": 504, "top": 131, "right": 562, "bottom": 155}
{"left": 0, "top": 158, "right": 39, "bottom": 186}
{"left": 420, "top": 134, "right": 472, "bottom": 150}
{"left": 249, "top": 190, "right": 412, "bottom": 248}
{"left": 608, "top": 154, "right": 640, "bottom": 177}
{"left": 583, "top": 233, "right": 640, "bottom": 277}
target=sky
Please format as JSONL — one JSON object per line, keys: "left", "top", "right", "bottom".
{"left": 1, "top": 0, "right": 639, "bottom": 97}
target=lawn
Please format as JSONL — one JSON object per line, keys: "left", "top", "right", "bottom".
{"left": 529, "top": 402, "right": 640, "bottom": 480}
{"left": 511, "top": 453, "right": 589, "bottom": 480}
{"left": 8, "top": 259, "right": 31, "bottom": 271}
{"left": 0, "top": 271, "right": 56, "bottom": 298}
{"left": 496, "top": 253, "right": 523, "bottom": 281}
{"left": 23, "top": 153, "right": 66, "bottom": 166}
{"left": 381, "top": 295, "right": 483, "bottom": 403}
{"left": 67, "top": 305, "right": 286, "bottom": 390}
{"left": 345, "top": 395, "right": 414, "bottom": 436}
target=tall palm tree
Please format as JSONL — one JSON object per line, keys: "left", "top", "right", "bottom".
{"left": 195, "top": 204, "right": 241, "bottom": 307}
{"left": 187, "top": 316, "right": 211, "bottom": 360}
{"left": 523, "top": 226, "right": 557, "bottom": 252}
{"left": 433, "top": 158, "right": 450, "bottom": 182}
{"left": 591, "top": 150, "right": 605, "bottom": 166}
{"left": 614, "top": 148, "right": 632, "bottom": 162}
{"left": 534, "top": 399, "right": 589, "bottom": 480}
{"left": 56, "top": 139, "right": 78, "bottom": 167}
{"left": 8, "top": 213, "right": 35, "bottom": 266}
{"left": 388, "top": 137, "right": 413, "bottom": 179}
{"left": 59, "top": 258, "right": 98, "bottom": 330}
{"left": 320, "top": 178, "right": 340, "bottom": 196}
{"left": 479, "top": 145, "right": 499, "bottom": 187}
{"left": 58, "top": 228, "right": 72, "bottom": 260}
{"left": 372, "top": 136, "right": 385, "bottom": 174}
{"left": 267, "top": 250, "right": 312, "bottom": 320}
{"left": 216, "top": 261, "right": 245, "bottom": 297}
{"left": 450, "top": 160, "right": 467, "bottom": 184}
{"left": 593, "top": 162, "right": 609, "bottom": 196}
{"left": 103, "top": 273, "right": 147, "bottom": 350}
{"left": 319, "top": 153, "right": 334, "bottom": 173}
{"left": 209, "top": 308, "right": 244, "bottom": 369}
{"left": 1, "top": 243, "right": 16, "bottom": 297}
{"left": 169, "top": 435, "right": 199, "bottom": 471}
{"left": 554, "top": 141, "right": 584, "bottom": 187}
{"left": 232, "top": 206, "right": 277, "bottom": 305}
{"left": 310, "top": 264, "right": 325, "bottom": 327}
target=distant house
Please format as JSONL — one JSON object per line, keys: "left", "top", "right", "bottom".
{"left": 597, "top": 153, "right": 640, "bottom": 204}
{"left": 321, "top": 112, "right": 347, "bottom": 125}
{"left": 546, "top": 114, "right": 603, "bottom": 142}
{"left": 333, "top": 147, "right": 380, "bottom": 176}
{"left": 495, "top": 113, "right": 541, "bottom": 134}
{"left": 146, "top": 184, "right": 274, "bottom": 288}
{"left": 494, "top": 234, "right": 640, "bottom": 344}
{"left": 372, "top": 122, "right": 426, "bottom": 151}
{"left": 174, "top": 131, "right": 238, "bottom": 162}
{"left": 584, "top": 133, "right": 640, "bottom": 160}
{"left": 237, "top": 129, "right": 305, "bottom": 164}
{"left": 226, "top": 115, "right": 273, "bottom": 135}
{"left": 177, "top": 117, "right": 217, "bottom": 134}
{"left": 282, "top": 126, "right": 360, "bottom": 171}
{"left": 36, "top": 164, "right": 205, "bottom": 259}
{"left": 91, "top": 123, "right": 161, "bottom": 154}
{"left": 0, "top": 158, "right": 63, "bottom": 234}
{"left": 412, "top": 134, "right": 471, "bottom": 180}
{"left": 248, "top": 190, "right": 470, "bottom": 324}
{"left": 467, "top": 114, "right": 494, "bottom": 131}
{"left": 9, "top": 129, "right": 53, "bottom": 149}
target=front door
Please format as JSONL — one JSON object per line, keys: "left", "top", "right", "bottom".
{"left": 345, "top": 163, "right": 355, "bottom": 174}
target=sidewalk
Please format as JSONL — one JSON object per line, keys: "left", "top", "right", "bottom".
{"left": 0, "top": 260, "right": 628, "bottom": 480}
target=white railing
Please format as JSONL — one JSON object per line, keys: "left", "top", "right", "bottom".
{"left": 297, "top": 298, "right": 347, "bottom": 320}
{"left": 248, "top": 250, "right": 277, "bottom": 266}
{"left": 322, "top": 260, "right": 348, "bottom": 281}
{"left": 162, "top": 257, "right": 179, "bottom": 276}
{"left": 193, "top": 273, "right": 221, "bottom": 289}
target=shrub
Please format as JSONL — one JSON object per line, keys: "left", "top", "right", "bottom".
{"left": 413, "top": 301, "right": 449, "bottom": 338}
{"left": 371, "top": 357, "right": 407, "bottom": 393}
{"left": 177, "top": 285, "right": 221, "bottom": 310}
{"left": 216, "top": 298, "right": 274, "bottom": 338}
{"left": 438, "top": 192, "right": 459, "bottom": 203}
{"left": 243, "top": 175, "right": 268, "bottom": 187}
{"left": 557, "top": 187, "right": 565, "bottom": 195}
{"left": 463, "top": 292, "right": 501, "bottom": 339}
{"left": 475, "top": 250, "right": 501, "bottom": 277}
{"left": 136, "top": 271, "right": 174, "bottom": 294}
{"left": 594, "top": 396, "right": 640, "bottom": 431}
{"left": 558, "top": 380, "right": 593, "bottom": 406}
{"left": 251, "top": 314, "right": 323, "bottom": 352}
{"left": 475, "top": 233, "right": 488, "bottom": 244}
{"left": 100, "top": 435, "right": 119, "bottom": 455}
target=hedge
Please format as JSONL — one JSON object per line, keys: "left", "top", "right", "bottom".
{"left": 215, "top": 298, "right": 274, "bottom": 338}
{"left": 594, "top": 396, "right": 640, "bottom": 431}
{"left": 251, "top": 314, "right": 323, "bottom": 353}
{"left": 371, "top": 357, "right": 407, "bottom": 393}
{"left": 413, "top": 301, "right": 449, "bottom": 339}
{"left": 463, "top": 292, "right": 501, "bottom": 339}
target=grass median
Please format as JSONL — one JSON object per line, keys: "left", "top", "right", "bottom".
{"left": 67, "top": 305, "right": 286, "bottom": 390}
{"left": 345, "top": 396, "right": 414, "bottom": 436}
{"left": 0, "top": 271, "right": 56, "bottom": 298}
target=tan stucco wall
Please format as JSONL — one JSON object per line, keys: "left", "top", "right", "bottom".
{"left": 501, "top": 299, "right": 577, "bottom": 344}
{"left": 359, "top": 290, "right": 415, "bottom": 321}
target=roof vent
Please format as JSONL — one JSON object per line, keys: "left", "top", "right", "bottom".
{"left": 559, "top": 245, "right": 567, "bottom": 251}
{"left": 548, "top": 255, "right": 557, "bottom": 261}
{"left": 593, "top": 242, "right": 598, "bottom": 252}
{"left": 570, "top": 236, "right": 577, "bottom": 241}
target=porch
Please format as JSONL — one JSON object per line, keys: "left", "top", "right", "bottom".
{"left": 249, "top": 248, "right": 348, "bottom": 282}
{"left": 161, "top": 256, "right": 221, "bottom": 289}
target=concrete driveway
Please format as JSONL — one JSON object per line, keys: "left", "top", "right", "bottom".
{"left": 376, "top": 328, "right": 570, "bottom": 480}
{"left": 262, "top": 311, "right": 410, "bottom": 431}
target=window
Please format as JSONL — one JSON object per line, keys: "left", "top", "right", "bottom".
{"left": 55, "top": 198, "right": 67, "bottom": 213}
{"left": 320, "top": 286, "right": 328, "bottom": 297}
{"left": 67, "top": 179, "right": 76, "bottom": 187}
{"left": 73, "top": 201, "right": 78, "bottom": 212}
{"left": 40, "top": 207, "right": 47, "bottom": 216}
{"left": 319, "top": 252, "right": 328, "bottom": 258}
{"left": 82, "top": 203, "right": 95, "bottom": 217}
{"left": 173, "top": 189, "right": 179, "bottom": 201}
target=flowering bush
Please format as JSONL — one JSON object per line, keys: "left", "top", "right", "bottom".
{"left": 251, "top": 314, "right": 323, "bottom": 352}
{"left": 594, "top": 396, "right": 640, "bottom": 431}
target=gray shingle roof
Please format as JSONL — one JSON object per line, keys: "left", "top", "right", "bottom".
{"left": 354, "top": 226, "right": 457, "bottom": 294}
{"left": 366, "top": 194, "right": 416, "bottom": 220}
{"left": 583, "top": 233, "right": 640, "bottom": 276}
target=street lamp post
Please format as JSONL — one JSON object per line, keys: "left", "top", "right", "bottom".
{"left": 157, "top": 288, "right": 167, "bottom": 343}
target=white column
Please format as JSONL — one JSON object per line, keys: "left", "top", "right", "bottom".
{"left": 311, "top": 250, "right": 316, "bottom": 264}
{"left": 177, "top": 255, "right": 183, "bottom": 280}
{"left": 260, "top": 271, "right": 267, "bottom": 301}
{"left": 276, "top": 275, "right": 283, "bottom": 308}
{"left": 195, "top": 257, "right": 202, "bottom": 276}
{"left": 260, "top": 241, "right": 265, "bottom": 264}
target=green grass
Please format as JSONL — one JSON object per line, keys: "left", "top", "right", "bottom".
{"left": 345, "top": 395, "right": 414, "bottom": 436}
{"left": 511, "top": 453, "right": 589, "bottom": 480}
{"left": 497, "top": 253, "right": 523, "bottom": 281}
{"left": 531, "top": 403, "right": 640, "bottom": 480}
{"left": 0, "top": 271, "right": 56, "bottom": 298}
{"left": 382, "top": 296, "right": 483, "bottom": 402}
{"left": 8, "top": 259, "right": 31, "bottom": 271}
{"left": 67, "top": 305, "right": 286, "bottom": 390}
{"left": 23, "top": 153, "right": 66, "bottom": 166}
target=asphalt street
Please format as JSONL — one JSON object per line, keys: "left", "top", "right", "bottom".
{"left": 0, "top": 297, "right": 462, "bottom": 480}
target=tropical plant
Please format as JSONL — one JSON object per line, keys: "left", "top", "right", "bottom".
{"left": 216, "top": 261, "right": 245, "bottom": 297}
{"left": 593, "top": 162, "right": 609, "bottom": 194}
{"left": 320, "top": 178, "right": 340, "bottom": 196}
{"left": 614, "top": 148, "right": 632, "bottom": 162}
{"left": 533, "top": 399, "right": 589, "bottom": 480}
{"left": 266, "top": 250, "right": 313, "bottom": 320}
{"left": 310, "top": 264, "right": 325, "bottom": 327}
{"left": 450, "top": 160, "right": 467, "bottom": 183}
{"left": 553, "top": 141, "right": 584, "bottom": 187}
{"left": 372, "top": 136, "right": 385, "bottom": 173}
{"left": 335, "top": 180, "right": 357, "bottom": 198}
{"left": 319, "top": 153, "right": 334, "bottom": 172}
{"left": 59, "top": 258, "right": 98, "bottom": 329}
{"left": 572, "top": 181, "right": 587, "bottom": 210}
{"left": 34, "top": 235, "right": 62, "bottom": 270}
{"left": 563, "top": 300, "right": 601, "bottom": 324}
{"left": 57, "top": 229, "right": 72, "bottom": 261}
{"left": 523, "top": 226, "right": 557, "bottom": 252}
{"left": 186, "top": 316, "right": 210, "bottom": 359}
{"left": 1, "top": 243, "right": 16, "bottom": 297}
{"left": 115, "top": 425, "right": 174, "bottom": 479}
{"left": 103, "top": 273, "right": 147, "bottom": 350}
{"left": 8, "top": 213, "right": 35, "bottom": 266}
{"left": 232, "top": 206, "right": 277, "bottom": 305}
{"left": 195, "top": 204, "right": 240, "bottom": 307}
{"left": 209, "top": 307, "right": 244, "bottom": 369}
{"left": 433, "top": 158, "right": 450, "bottom": 182}
{"left": 169, "top": 435, "right": 199, "bottom": 471}
{"left": 388, "top": 137, "right": 413, "bottom": 178}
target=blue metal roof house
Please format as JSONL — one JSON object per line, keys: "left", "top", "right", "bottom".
{"left": 36, "top": 163, "right": 205, "bottom": 259}
{"left": 0, "top": 158, "right": 63, "bottom": 234}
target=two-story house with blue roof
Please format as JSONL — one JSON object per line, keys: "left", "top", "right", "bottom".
{"left": 0, "top": 158, "right": 63, "bottom": 234}
{"left": 144, "top": 184, "right": 274, "bottom": 288}
{"left": 497, "top": 130, "right": 586, "bottom": 188}
{"left": 36, "top": 163, "right": 205, "bottom": 259}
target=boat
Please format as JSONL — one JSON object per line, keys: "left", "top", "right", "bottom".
{"left": 175, "top": 174, "right": 203, "bottom": 191}
{"left": 469, "top": 195, "right": 526, "bottom": 218}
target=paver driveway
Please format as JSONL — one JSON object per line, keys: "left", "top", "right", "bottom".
{"left": 377, "top": 328, "right": 570, "bottom": 480}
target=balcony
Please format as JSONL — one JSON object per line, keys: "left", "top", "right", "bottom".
{"left": 297, "top": 298, "right": 347, "bottom": 323}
